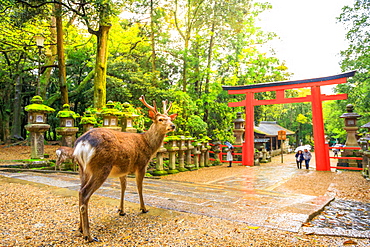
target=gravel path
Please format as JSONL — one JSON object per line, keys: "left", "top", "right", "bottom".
{"left": 0, "top": 176, "right": 369, "bottom": 247}
{"left": 1, "top": 145, "right": 370, "bottom": 246}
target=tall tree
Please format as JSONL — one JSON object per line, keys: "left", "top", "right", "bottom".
{"left": 336, "top": 0, "right": 370, "bottom": 122}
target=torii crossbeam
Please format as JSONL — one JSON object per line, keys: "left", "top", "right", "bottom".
{"left": 222, "top": 71, "right": 356, "bottom": 171}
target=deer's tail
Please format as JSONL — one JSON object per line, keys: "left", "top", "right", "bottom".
{"left": 73, "top": 140, "right": 95, "bottom": 171}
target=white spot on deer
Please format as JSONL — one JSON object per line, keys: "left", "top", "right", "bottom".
{"left": 73, "top": 141, "right": 95, "bottom": 171}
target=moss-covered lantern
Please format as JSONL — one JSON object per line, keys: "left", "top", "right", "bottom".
{"left": 80, "top": 111, "right": 97, "bottom": 133}
{"left": 121, "top": 102, "right": 139, "bottom": 133}
{"left": 56, "top": 104, "right": 80, "bottom": 127}
{"left": 25, "top": 95, "right": 55, "bottom": 124}
{"left": 24, "top": 96, "right": 55, "bottom": 159}
{"left": 101, "top": 101, "right": 122, "bottom": 131}
{"left": 56, "top": 104, "right": 80, "bottom": 147}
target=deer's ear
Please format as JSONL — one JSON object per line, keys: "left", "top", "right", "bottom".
{"left": 169, "top": 113, "right": 177, "bottom": 120}
{"left": 148, "top": 110, "right": 156, "bottom": 119}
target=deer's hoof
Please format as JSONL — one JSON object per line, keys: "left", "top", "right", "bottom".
{"left": 141, "top": 209, "right": 149, "bottom": 213}
{"left": 118, "top": 209, "right": 126, "bottom": 216}
{"left": 84, "top": 236, "right": 99, "bottom": 242}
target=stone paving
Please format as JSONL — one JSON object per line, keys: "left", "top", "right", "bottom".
{"left": 1, "top": 152, "right": 369, "bottom": 239}
{"left": 0, "top": 163, "right": 332, "bottom": 233}
{"left": 302, "top": 199, "right": 370, "bottom": 238}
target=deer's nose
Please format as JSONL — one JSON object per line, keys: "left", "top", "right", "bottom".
{"left": 170, "top": 124, "right": 176, "bottom": 130}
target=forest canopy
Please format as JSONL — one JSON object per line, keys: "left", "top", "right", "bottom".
{"left": 0, "top": 0, "right": 367, "bottom": 146}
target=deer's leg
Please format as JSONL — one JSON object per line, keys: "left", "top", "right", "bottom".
{"left": 118, "top": 175, "right": 127, "bottom": 216}
{"left": 77, "top": 170, "right": 88, "bottom": 234}
{"left": 79, "top": 171, "right": 109, "bottom": 242}
{"left": 135, "top": 167, "right": 148, "bottom": 213}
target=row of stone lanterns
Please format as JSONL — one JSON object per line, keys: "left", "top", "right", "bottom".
{"left": 24, "top": 96, "right": 139, "bottom": 160}
{"left": 150, "top": 134, "right": 213, "bottom": 176}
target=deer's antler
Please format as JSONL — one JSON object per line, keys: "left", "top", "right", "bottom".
{"left": 139, "top": 95, "right": 158, "bottom": 114}
{"left": 162, "top": 99, "right": 172, "bottom": 115}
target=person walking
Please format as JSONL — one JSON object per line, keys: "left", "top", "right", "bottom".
{"left": 303, "top": 148, "right": 312, "bottom": 169}
{"left": 295, "top": 150, "right": 304, "bottom": 169}
{"left": 226, "top": 147, "right": 234, "bottom": 167}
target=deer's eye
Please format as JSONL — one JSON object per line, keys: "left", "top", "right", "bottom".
{"left": 158, "top": 118, "right": 164, "bottom": 122}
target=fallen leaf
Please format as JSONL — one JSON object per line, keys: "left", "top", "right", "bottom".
{"left": 343, "top": 240, "right": 357, "bottom": 245}
{"left": 302, "top": 222, "right": 313, "bottom": 227}
{"left": 176, "top": 219, "right": 184, "bottom": 224}
{"left": 295, "top": 236, "right": 309, "bottom": 241}
{"left": 246, "top": 226, "right": 259, "bottom": 230}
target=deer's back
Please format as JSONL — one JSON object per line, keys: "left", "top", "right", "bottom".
{"left": 74, "top": 128, "right": 150, "bottom": 177}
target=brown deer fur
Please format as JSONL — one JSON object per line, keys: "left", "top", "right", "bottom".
{"left": 73, "top": 96, "right": 177, "bottom": 242}
{"left": 55, "top": 146, "right": 75, "bottom": 171}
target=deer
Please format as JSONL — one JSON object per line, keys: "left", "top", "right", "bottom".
{"left": 73, "top": 95, "right": 177, "bottom": 242}
{"left": 55, "top": 146, "right": 76, "bottom": 171}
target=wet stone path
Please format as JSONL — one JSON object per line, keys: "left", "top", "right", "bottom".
{"left": 0, "top": 168, "right": 329, "bottom": 233}
{"left": 0, "top": 163, "right": 369, "bottom": 238}
{"left": 309, "top": 199, "right": 370, "bottom": 231}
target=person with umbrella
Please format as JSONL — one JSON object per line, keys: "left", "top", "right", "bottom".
{"left": 303, "top": 148, "right": 312, "bottom": 169}
{"left": 224, "top": 141, "right": 234, "bottom": 167}
{"left": 295, "top": 150, "right": 304, "bottom": 169}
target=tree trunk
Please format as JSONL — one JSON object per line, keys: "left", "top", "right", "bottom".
{"left": 55, "top": 3, "right": 69, "bottom": 105}
{"left": 150, "top": 0, "right": 157, "bottom": 85}
{"left": 93, "top": 25, "right": 111, "bottom": 109}
{"left": 40, "top": 14, "right": 57, "bottom": 101}
{"left": 203, "top": 22, "right": 215, "bottom": 123}
{"left": 11, "top": 75, "right": 22, "bottom": 139}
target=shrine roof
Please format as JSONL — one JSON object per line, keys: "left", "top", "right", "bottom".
{"left": 254, "top": 121, "right": 295, "bottom": 137}
{"left": 223, "top": 71, "right": 356, "bottom": 92}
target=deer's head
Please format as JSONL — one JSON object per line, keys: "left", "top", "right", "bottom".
{"left": 139, "top": 95, "right": 177, "bottom": 133}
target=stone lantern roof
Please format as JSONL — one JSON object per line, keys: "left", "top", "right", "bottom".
{"left": 232, "top": 112, "right": 245, "bottom": 124}
{"left": 80, "top": 111, "right": 97, "bottom": 125}
{"left": 56, "top": 104, "right": 80, "bottom": 119}
{"left": 340, "top": 104, "right": 362, "bottom": 119}
{"left": 25, "top": 96, "right": 55, "bottom": 113}
{"left": 101, "top": 101, "right": 123, "bottom": 116}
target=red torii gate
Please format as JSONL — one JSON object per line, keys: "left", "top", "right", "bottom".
{"left": 222, "top": 71, "right": 356, "bottom": 171}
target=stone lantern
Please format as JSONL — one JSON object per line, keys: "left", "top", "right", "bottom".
{"left": 211, "top": 140, "right": 222, "bottom": 165}
{"left": 56, "top": 104, "right": 80, "bottom": 147}
{"left": 152, "top": 142, "right": 168, "bottom": 176}
{"left": 25, "top": 96, "right": 55, "bottom": 159}
{"left": 101, "top": 101, "right": 122, "bottom": 131}
{"left": 359, "top": 122, "right": 370, "bottom": 178}
{"left": 164, "top": 135, "right": 180, "bottom": 174}
{"left": 121, "top": 102, "right": 139, "bottom": 133}
{"left": 339, "top": 104, "right": 362, "bottom": 168}
{"left": 177, "top": 134, "right": 188, "bottom": 172}
{"left": 192, "top": 140, "right": 202, "bottom": 169}
{"left": 233, "top": 112, "right": 245, "bottom": 145}
{"left": 340, "top": 104, "right": 361, "bottom": 147}
{"left": 184, "top": 132, "right": 195, "bottom": 170}
{"left": 80, "top": 111, "right": 97, "bottom": 133}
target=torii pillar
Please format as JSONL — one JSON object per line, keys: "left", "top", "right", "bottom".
{"left": 223, "top": 71, "right": 356, "bottom": 171}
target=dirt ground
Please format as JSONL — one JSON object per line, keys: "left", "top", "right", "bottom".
{"left": 1, "top": 144, "right": 370, "bottom": 246}
{"left": 0, "top": 144, "right": 59, "bottom": 162}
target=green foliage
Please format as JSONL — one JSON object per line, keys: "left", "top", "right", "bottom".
{"left": 320, "top": 0, "right": 370, "bottom": 142}
{"left": 1, "top": 0, "right": 296, "bottom": 144}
